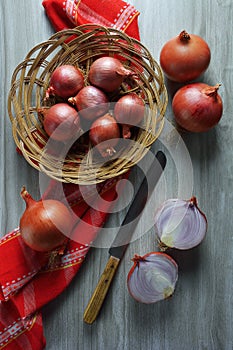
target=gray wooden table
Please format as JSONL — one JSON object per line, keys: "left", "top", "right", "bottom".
{"left": 1, "top": 1, "right": 233, "bottom": 349}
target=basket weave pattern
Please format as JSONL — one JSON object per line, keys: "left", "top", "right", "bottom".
{"left": 8, "top": 24, "right": 167, "bottom": 184}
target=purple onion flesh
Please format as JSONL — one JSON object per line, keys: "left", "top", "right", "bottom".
{"left": 154, "top": 197, "right": 207, "bottom": 250}
{"left": 127, "top": 252, "right": 178, "bottom": 304}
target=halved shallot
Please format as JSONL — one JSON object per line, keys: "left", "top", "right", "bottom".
{"left": 127, "top": 252, "right": 178, "bottom": 304}
{"left": 154, "top": 197, "right": 207, "bottom": 250}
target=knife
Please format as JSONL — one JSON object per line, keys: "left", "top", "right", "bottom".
{"left": 83, "top": 150, "right": 166, "bottom": 324}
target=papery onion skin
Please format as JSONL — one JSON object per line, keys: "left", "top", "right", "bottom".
{"left": 154, "top": 197, "right": 207, "bottom": 250}
{"left": 20, "top": 187, "right": 73, "bottom": 252}
{"left": 127, "top": 252, "right": 178, "bottom": 304}
{"left": 46, "top": 64, "right": 84, "bottom": 99}
{"left": 160, "top": 30, "right": 211, "bottom": 82}
{"left": 114, "top": 93, "right": 145, "bottom": 139}
{"left": 89, "top": 113, "right": 120, "bottom": 157}
{"left": 42, "top": 103, "right": 81, "bottom": 141}
{"left": 88, "top": 57, "right": 133, "bottom": 93}
{"left": 172, "top": 83, "right": 223, "bottom": 132}
{"left": 68, "top": 85, "right": 109, "bottom": 121}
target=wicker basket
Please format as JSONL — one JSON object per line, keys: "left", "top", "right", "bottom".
{"left": 8, "top": 24, "right": 168, "bottom": 185}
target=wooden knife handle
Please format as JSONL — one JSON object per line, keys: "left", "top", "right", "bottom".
{"left": 83, "top": 255, "right": 120, "bottom": 324}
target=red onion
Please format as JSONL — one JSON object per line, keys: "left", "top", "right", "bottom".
{"left": 42, "top": 103, "right": 81, "bottom": 141}
{"left": 172, "top": 83, "right": 223, "bottom": 132}
{"left": 20, "top": 187, "right": 73, "bottom": 252}
{"left": 127, "top": 252, "right": 178, "bottom": 304}
{"left": 46, "top": 64, "right": 84, "bottom": 99}
{"left": 114, "top": 93, "right": 145, "bottom": 139}
{"left": 89, "top": 113, "right": 120, "bottom": 157}
{"left": 160, "top": 30, "right": 211, "bottom": 82}
{"left": 154, "top": 197, "right": 207, "bottom": 250}
{"left": 88, "top": 57, "right": 133, "bottom": 93}
{"left": 68, "top": 85, "right": 109, "bottom": 121}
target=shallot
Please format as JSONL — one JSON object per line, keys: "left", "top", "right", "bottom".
{"left": 46, "top": 64, "right": 84, "bottom": 99}
{"left": 160, "top": 30, "right": 211, "bottom": 82}
{"left": 89, "top": 113, "right": 120, "bottom": 157}
{"left": 114, "top": 93, "right": 145, "bottom": 139}
{"left": 154, "top": 197, "right": 207, "bottom": 250}
{"left": 68, "top": 85, "right": 109, "bottom": 121}
{"left": 172, "top": 83, "right": 223, "bottom": 132}
{"left": 127, "top": 252, "right": 178, "bottom": 304}
{"left": 88, "top": 57, "right": 133, "bottom": 93}
{"left": 42, "top": 103, "right": 81, "bottom": 141}
{"left": 20, "top": 187, "right": 73, "bottom": 252}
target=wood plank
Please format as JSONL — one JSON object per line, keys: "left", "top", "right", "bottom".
{"left": 0, "top": 1, "right": 232, "bottom": 349}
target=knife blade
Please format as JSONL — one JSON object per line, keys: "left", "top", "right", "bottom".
{"left": 83, "top": 150, "right": 166, "bottom": 324}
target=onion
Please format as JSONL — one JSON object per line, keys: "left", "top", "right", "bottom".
{"left": 114, "top": 93, "right": 145, "bottom": 139}
{"left": 160, "top": 30, "right": 211, "bottom": 82}
{"left": 89, "top": 113, "right": 120, "bottom": 157}
{"left": 154, "top": 197, "right": 207, "bottom": 250}
{"left": 88, "top": 57, "right": 133, "bottom": 93}
{"left": 68, "top": 85, "right": 109, "bottom": 121}
{"left": 19, "top": 187, "right": 73, "bottom": 252}
{"left": 172, "top": 83, "right": 223, "bottom": 132}
{"left": 42, "top": 103, "right": 81, "bottom": 141}
{"left": 46, "top": 64, "right": 84, "bottom": 99}
{"left": 127, "top": 252, "right": 178, "bottom": 304}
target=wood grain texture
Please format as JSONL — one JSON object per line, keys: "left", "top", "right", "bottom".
{"left": 83, "top": 255, "right": 120, "bottom": 325}
{"left": 0, "top": 0, "right": 233, "bottom": 349}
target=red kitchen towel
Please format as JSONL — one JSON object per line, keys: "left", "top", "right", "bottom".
{"left": 42, "top": 0, "right": 140, "bottom": 40}
{"left": 0, "top": 177, "right": 123, "bottom": 350}
{"left": 0, "top": 1, "right": 140, "bottom": 349}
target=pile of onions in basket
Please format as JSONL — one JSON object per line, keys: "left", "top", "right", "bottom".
{"left": 42, "top": 57, "right": 145, "bottom": 157}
